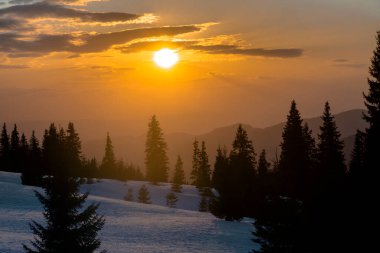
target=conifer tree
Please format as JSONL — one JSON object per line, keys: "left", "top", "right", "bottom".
{"left": 66, "top": 122, "right": 83, "bottom": 176}
{"left": 258, "top": 149, "right": 270, "bottom": 175}
{"left": 124, "top": 188, "right": 134, "bottom": 201}
{"left": 0, "top": 123, "right": 10, "bottom": 170}
{"left": 42, "top": 124, "right": 64, "bottom": 176}
{"left": 349, "top": 130, "right": 365, "bottom": 178}
{"left": 145, "top": 115, "right": 169, "bottom": 183}
{"left": 278, "top": 101, "right": 311, "bottom": 198}
{"left": 138, "top": 184, "right": 151, "bottom": 204}
{"left": 21, "top": 131, "right": 42, "bottom": 186}
{"left": 363, "top": 30, "right": 380, "bottom": 179}
{"left": 317, "top": 102, "right": 346, "bottom": 185}
{"left": 212, "top": 146, "right": 229, "bottom": 193}
{"left": 198, "top": 141, "right": 211, "bottom": 188}
{"left": 190, "top": 139, "right": 200, "bottom": 185}
{"left": 10, "top": 124, "right": 21, "bottom": 171}
{"left": 100, "top": 133, "right": 116, "bottom": 178}
{"left": 166, "top": 192, "right": 178, "bottom": 208}
{"left": 23, "top": 177, "right": 106, "bottom": 253}
{"left": 172, "top": 155, "right": 185, "bottom": 192}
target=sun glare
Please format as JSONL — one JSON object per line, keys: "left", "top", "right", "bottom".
{"left": 153, "top": 48, "right": 179, "bottom": 69}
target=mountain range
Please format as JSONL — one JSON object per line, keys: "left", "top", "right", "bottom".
{"left": 80, "top": 109, "right": 367, "bottom": 179}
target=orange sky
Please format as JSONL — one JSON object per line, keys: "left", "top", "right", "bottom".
{"left": 0, "top": 0, "right": 379, "bottom": 135}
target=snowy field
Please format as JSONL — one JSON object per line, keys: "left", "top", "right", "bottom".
{"left": 0, "top": 172, "right": 257, "bottom": 253}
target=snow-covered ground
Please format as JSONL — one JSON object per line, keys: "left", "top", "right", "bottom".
{"left": 0, "top": 171, "right": 257, "bottom": 253}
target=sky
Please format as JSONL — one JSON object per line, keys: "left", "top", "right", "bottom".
{"left": 0, "top": 0, "right": 379, "bottom": 135}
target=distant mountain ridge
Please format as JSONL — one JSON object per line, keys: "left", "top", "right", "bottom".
{"left": 80, "top": 109, "right": 366, "bottom": 179}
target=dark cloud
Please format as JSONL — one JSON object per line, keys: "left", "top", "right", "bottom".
{"left": 119, "top": 40, "right": 303, "bottom": 58}
{"left": 0, "top": 17, "right": 22, "bottom": 29}
{"left": 0, "top": 25, "right": 201, "bottom": 55}
{"left": 0, "top": 2, "right": 141, "bottom": 22}
{"left": 8, "top": 0, "right": 36, "bottom": 4}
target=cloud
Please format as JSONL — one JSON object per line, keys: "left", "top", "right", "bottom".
{"left": 332, "top": 59, "right": 366, "bottom": 68}
{"left": 8, "top": 0, "right": 104, "bottom": 6}
{"left": 0, "top": 25, "right": 201, "bottom": 55}
{"left": 118, "top": 40, "right": 303, "bottom": 58}
{"left": 0, "top": 2, "right": 141, "bottom": 23}
{"left": 0, "top": 17, "right": 22, "bottom": 29}
{"left": 0, "top": 63, "right": 28, "bottom": 69}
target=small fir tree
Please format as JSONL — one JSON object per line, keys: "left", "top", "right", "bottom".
{"left": 172, "top": 155, "right": 185, "bottom": 192}
{"left": 138, "top": 184, "right": 151, "bottom": 204}
{"left": 23, "top": 176, "right": 106, "bottom": 253}
{"left": 258, "top": 149, "right": 270, "bottom": 175}
{"left": 166, "top": 192, "right": 178, "bottom": 208}
{"left": 124, "top": 188, "right": 134, "bottom": 201}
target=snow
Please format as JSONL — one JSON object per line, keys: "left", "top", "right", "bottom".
{"left": 0, "top": 171, "right": 257, "bottom": 253}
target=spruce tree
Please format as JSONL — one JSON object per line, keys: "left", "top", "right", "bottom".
{"left": 0, "top": 123, "right": 10, "bottom": 170}
{"left": 317, "top": 102, "right": 346, "bottom": 185}
{"left": 363, "top": 30, "right": 380, "bottom": 179}
{"left": 166, "top": 192, "right": 178, "bottom": 208}
{"left": 278, "top": 101, "right": 311, "bottom": 198}
{"left": 23, "top": 177, "right": 106, "bottom": 253}
{"left": 10, "top": 124, "right": 20, "bottom": 172}
{"left": 230, "top": 124, "right": 256, "bottom": 218}
{"left": 172, "top": 155, "right": 185, "bottom": 192}
{"left": 100, "top": 133, "right": 116, "bottom": 178}
{"left": 138, "top": 184, "right": 151, "bottom": 204}
{"left": 258, "top": 149, "right": 270, "bottom": 175}
{"left": 42, "top": 124, "right": 64, "bottom": 176}
{"left": 212, "top": 146, "right": 229, "bottom": 193}
{"left": 145, "top": 115, "right": 169, "bottom": 183}
{"left": 198, "top": 141, "right": 211, "bottom": 188}
{"left": 124, "top": 188, "right": 134, "bottom": 201}
{"left": 21, "top": 131, "right": 42, "bottom": 186}
{"left": 66, "top": 122, "right": 83, "bottom": 176}
{"left": 190, "top": 139, "right": 200, "bottom": 185}
{"left": 349, "top": 130, "right": 365, "bottom": 178}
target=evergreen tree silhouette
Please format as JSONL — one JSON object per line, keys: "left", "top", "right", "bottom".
{"left": 100, "top": 133, "right": 116, "bottom": 178}
{"left": 0, "top": 123, "right": 10, "bottom": 171}
{"left": 66, "top": 122, "right": 83, "bottom": 176}
{"left": 363, "top": 30, "right": 380, "bottom": 180}
{"left": 10, "top": 124, "right": 20, "bottom": 172}
{"left": 21, "top": 131, "right": 42, "bottom": 186}
{"left": 145, "top": 115, "right": 169, "bottom": 183}
{"left": 349, "top": 130, "right": 365, "bottom": 178}
{"left": 42, "top": 124, "right": 64, "bottom": 176}
{"left": 317, "top": 102, "right": 346, "bottom": 185}
{"left": 124, "top": 188, "right": 134, "bottom": 201}
{"left": 190, "top": 139, "right": 200, "bottom": 185}
{"left": 278, "top": 101, "right": 312, "bottom": 199}
{"left": 138, "top": 184, "right": 151, "bottom": 204}
{"left": 258, "top": 149, "right": 270, "bottom": 175}
{"left": 23, "top": 177, "right": 106, "bottom": 253}
{"left": 166, "top": 192, "right": 178, "bottom": 208}
{"left": 172, "top": 155, "right": 185, "bottom": 192}
{"left": 212, "top": 146, "right": 229, "bottom": 193}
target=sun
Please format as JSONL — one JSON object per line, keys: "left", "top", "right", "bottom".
{"left": 153, "top": 48, "right": 179, "bottom": 69}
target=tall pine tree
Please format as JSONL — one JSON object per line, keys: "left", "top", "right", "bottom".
{"left": 258, "top": 149, "right": 270, "bottom": 175}
{"left": 145, "top": 115, "right": 169, "bottom": 183}
{"left": 317, "top": 102, "right": 346, "bottom": 186}
{"left": 363, "top": 30, "right": 380, "bottom": 180}
{"left": 190, "top": 139, "right": 200, "bottom": 185}
{"left": 0, "top": 123, "right": 10, "bottom": 170}
{"left": 349, "top": 130, "right": 365, "bottom": 178}
{"left": 100, "top": 133, "right": 116, "bottom": 178}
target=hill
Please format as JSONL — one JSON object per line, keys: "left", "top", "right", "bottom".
{"left": 0, "top": 171, "right": 255, "bottom": 253}
{"left": 82, "top": 109, "right": 366, "bottom": 178}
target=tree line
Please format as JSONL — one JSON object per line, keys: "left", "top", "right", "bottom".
{"left": 0, "top": 122, "right": 143, "bottom": 186}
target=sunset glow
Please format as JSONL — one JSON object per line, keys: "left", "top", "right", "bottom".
{"left": 153, "top": 48, "right": 179, "bottom": 69}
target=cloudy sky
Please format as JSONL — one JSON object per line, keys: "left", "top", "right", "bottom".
{"left": 0, "top": 0, "right": 379, "bottom": 134}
